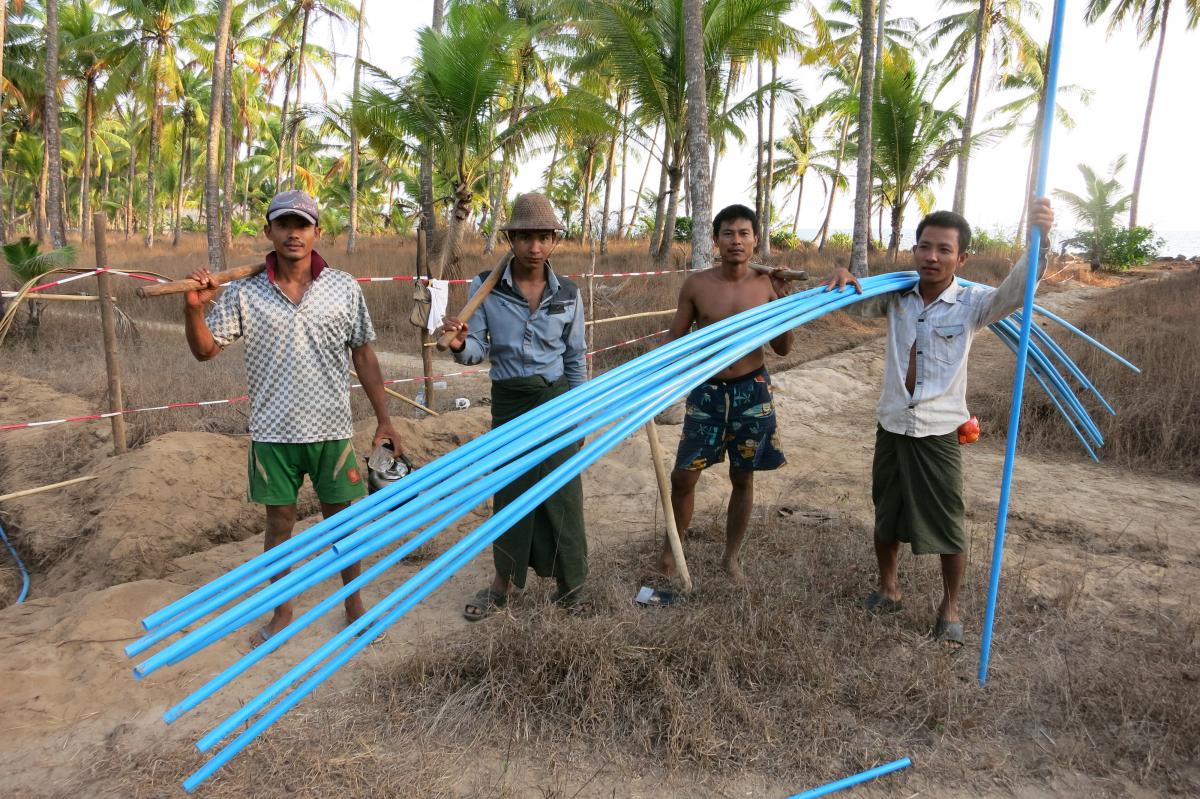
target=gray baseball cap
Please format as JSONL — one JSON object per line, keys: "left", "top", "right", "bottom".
{"left": 266, "top": 190, "right": 319, "bottom": 225}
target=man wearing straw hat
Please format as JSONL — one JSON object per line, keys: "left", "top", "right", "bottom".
{"left": 183, "top": 190, "right": 401, "bottom": 645}
{"left": 441, "top": 192, "right": 588, "bottom": 621}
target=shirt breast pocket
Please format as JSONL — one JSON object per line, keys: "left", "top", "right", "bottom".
{"left": 931, "top": 324, "right": 966, "bottom": 365}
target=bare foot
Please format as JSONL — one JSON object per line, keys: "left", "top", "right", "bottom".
{"left": 345, "top": 595, "right": 367, "bottom": 625}
{"left": 722, "top": 558, "right": 745, "bottom": 585}
{"left": 250, "top": 608, "right": 293, "bottom": 646}
{"left": 656, "top": 548, "right": 679, "bottom": 578}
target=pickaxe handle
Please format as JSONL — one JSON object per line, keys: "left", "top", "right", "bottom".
{"left": 436, "top": 266, "right": 506, "bottom": 351}
{"left": 136, "top": 262, "right": 266, "bottom": 298}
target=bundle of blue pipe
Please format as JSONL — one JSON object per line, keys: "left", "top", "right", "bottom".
{"left": 125, "top": 272, "right": 1136, "bottom": 791}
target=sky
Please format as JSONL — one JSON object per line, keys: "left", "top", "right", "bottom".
{"left": 307, "top": 1, "right": 1200, "bottom": 239}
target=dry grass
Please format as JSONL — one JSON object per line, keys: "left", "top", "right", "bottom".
{"left": 971, "top": 269, "right": 1200, "bottom": 478}
{"left": 70, "top": 502, "right": 1200, "bottom": 797}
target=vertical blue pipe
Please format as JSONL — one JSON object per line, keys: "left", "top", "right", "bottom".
{"left": 0, "top": 521, "right": 30, "bottom": 604}
{"left": 978, "top": 0, "right": 1068, "bottom": 685}
{"left": 784, "top": 757, "right": 912, "bottom": 799}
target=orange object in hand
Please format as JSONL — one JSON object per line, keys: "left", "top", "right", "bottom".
{"left": 958, "top": 415, "right": 981, "bottom": 445}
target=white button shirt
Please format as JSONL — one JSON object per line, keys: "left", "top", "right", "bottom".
{"left": 852, "top": 253, "right": 1041, "bottom": 437}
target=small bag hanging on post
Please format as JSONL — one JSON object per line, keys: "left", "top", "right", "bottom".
{"left": 409, "top": 279, "right": 432, "bottom": 329}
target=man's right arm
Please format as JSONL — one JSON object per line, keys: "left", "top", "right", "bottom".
{"left": 663, "top": 277, "right": 698, "bottom": 344}
{"left": 183, "top": 269, "right": 229, "bottom": 361}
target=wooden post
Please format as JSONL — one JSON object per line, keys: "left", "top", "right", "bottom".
{"left": 587, "top": 243, "right": 596, "bottom": 380}
{"left": 644, "top": 419, "right": 691, "bottom": 592}
{"left": 93, "top": 212, "right": 127, "bottom": 455}
{"left": 417, "top": 224, "right": 435, "bottom": 410}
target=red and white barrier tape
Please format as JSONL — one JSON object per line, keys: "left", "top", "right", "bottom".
{"left": 357, "top": 268, "right": 693, "bottom": 286}
{"left": 1, "top": 330, "right": 671, "bottom": 431}
{"left": 25, "top": 267, "right": 169, "bottom": 295}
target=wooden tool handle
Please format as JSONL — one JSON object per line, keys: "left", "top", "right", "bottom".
{"left": 436, "top": 266, "right": 506, "bottom": 351}
{"left": 749, "top": 263, "right": 808, "bottom": 281}
{"left": 136, "top": 262, "right": 266, "bottom": 298}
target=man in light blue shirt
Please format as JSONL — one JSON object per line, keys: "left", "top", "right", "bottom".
{"left": 442, "top": 193, "right": 588, "bottom": 621}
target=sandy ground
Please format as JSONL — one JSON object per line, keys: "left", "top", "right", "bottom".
{"left": 0, "top": 278, "right": 1196, "bottom": 797}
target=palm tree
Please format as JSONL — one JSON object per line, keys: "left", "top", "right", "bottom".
{"left": 927, "top": 0, "right": 1037, "bottom": 216}
{"left": 0, "top": 0, "right": 10, "bottom": 243}
{"left": 1085, "top": 0, "right": 1200, "bottom": 228}
{"left": 871, "top": 50, "right": 964, "bottom": 260}
{"left": 45, "top": 0, "right": 69, "bottom": 248}
{"left": 1053, "top": 156, "right": 1132, "bottom": 262}
{"left": 849, "top": 0, "right": 875, "bottom": 277}
{"left": 770, "top": 105, "right": 843, "bottom": 234}
{"left": 203, "top": 0, "right": 232, "bottom": 268}
{"left": 989, "top": 36, "right": 1092, "bottom": 240}
{"left": 359, "top": 3, "right": 590, "bottom": 278}
{"left": 682, "top": 0, "right": 709, "bottom": 268}
{"left": 346, "top": 0, "right": 366, "bottom": 253}
{"left": 169, "top": 67, "right": 206, "bottom": 245}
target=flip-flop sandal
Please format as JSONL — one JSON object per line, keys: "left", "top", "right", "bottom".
{"left": 932, "top": 619, "right": 964, "bottom": 650}
{"left": 463, "top": 587, "right": 507, "bottom": 622}
{"left": 350, "top": 624, "right": 387, "bottom": 645}
{"left": 250, "top": 625, "right": 272, "bottom": 648}
{"left": 552, "top": 586, "right": 593, "bottom": 616}
{"left": 863, "top": 591, "right": 903, "bottom": 615}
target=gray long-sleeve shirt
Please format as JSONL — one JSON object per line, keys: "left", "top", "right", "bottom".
{"left": 452, "top": 257, "right": 587, "bottom": 389}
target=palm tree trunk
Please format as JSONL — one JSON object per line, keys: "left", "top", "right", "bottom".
{"left": 816, "top": 115, "right": 851, "bottom": 249}
{"left": 952, "top": 0, "right": 989, "bottom": 216}
{"left": 221, "top": 42, "right": 234, "bottom": 249}
{"left": 432, "top": 182, "right": 471, "bottom": 280}
{"left": 205, "top": 0, "right": 233, "bottom": 271}
{"left": 275, "top": 55, "right": 293, "bottom": 191}
{"left": 144, "top": 39, "right": 166, "bottom": 248}
{"left": 80, "top": 79, "right": 95, "bottom": 245}
{"left": 1129, "top": 0, "right": 1169, "bottom": 228}
{"left": 649, "top": 136, "right": 670, "bottom": 255}
{"left": 631, "top": 121, "right": 660, "bottom": 238}
{"left": 851, "top": 0, "right": 877, "bottom": 277}
{"left": 419, "top": 1, "right": 444, "bottom": 263}
{"left": 760, "top": 58, "right": 778, "bottom": 257}
{"left": 657, "top": 140, "right": 683, "bottom": 265}
{"left": 887, "top": 199, "right": 903, "bottom": 261}
{"left": 791, "top": 174, "right": 805, "bottom": 234}
{"left": 710, "top": 63, "right": 736, "bottom": 206}
{"left": 600, "top": 98, "right": 621, "bottom": 256}
{"left": 0, "top": 0, "right": 7, "bottom": 243}
{"left": 616, "top": 106, "right": 628, "bottom": 239}
{"left": 754, "top": 58, "right": 765, "bottom": 241}
{"left": 174, "top": 118, "right": 189, "bottom": 247}
{"left": 348, "top": 0, "right": 367, "bottom": 253}
{"left": 44, "top": 0, "right": 67, "bottom": 249}
{"left": 683, "top": 0, "right": 711, "bottom": 270}
{"left": 432, "top": 0, "right": 445, "bottom": 30}
{"left": 36, "top": 155, "right": 48, "bottom": 244}
{"left": 124, "top": 139, "right": 135, "bottom": 239}
{"left": 579, "top": 144, "right": 597, "bottom": 244}
{"left": 289, "top": 6, "right": 312, "bottom": 184}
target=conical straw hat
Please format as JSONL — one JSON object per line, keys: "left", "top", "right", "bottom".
{"left": 502, "top": 192, "right": 566, "bottom": 232}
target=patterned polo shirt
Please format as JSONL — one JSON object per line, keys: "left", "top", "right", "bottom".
{"left": 206, "top": 250, "right": 376, "bottom": 443}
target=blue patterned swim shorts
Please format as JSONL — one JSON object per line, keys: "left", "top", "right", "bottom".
{"left": 673, "top": 366, "right": 787, "bottom": 473}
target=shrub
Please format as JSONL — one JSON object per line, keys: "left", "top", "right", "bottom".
{"left": 827, "top": 232, "right": 852, "bottom": 249}
{"left": 770, "top": 230, "right": 801, "bottom": 250}
{"left": 673, "top": 215, "right": 693, "bottom": 242}
{"left": 972, "top": 227, "right": 1018, "bottom": 253}
{"left": 1096, "top": 225, "right": 1163, "bottom": 270}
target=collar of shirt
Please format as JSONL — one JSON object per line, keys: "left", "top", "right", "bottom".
{"left": 903, "top": 278, "right": 962, "bottom": 306}
{"left": 500, "top": 255, "right": 559, "bottom": 302}
{"left": 265, "top": 249, "right": 328, "bottom": 284}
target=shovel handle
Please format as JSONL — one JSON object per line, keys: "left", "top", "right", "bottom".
{"left": 436, "top": 266, "right": 506, "bottom": 351}
{"left": 137, "top": 262, "right": 266, "bottom": 298}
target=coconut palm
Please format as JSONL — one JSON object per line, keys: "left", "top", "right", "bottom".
{"left": 1085, "top": 0, "right": 1200, "bottom": 228}
{"left": 849, "top": 0, "right": 876, "bottom": 276}
{"left": 45, "top": 0, "right": 68, "bottom": 248}
{"left": 770, "top": 104, "right": 844, "bottom": 234}
{"left": 1053, "top": 156, "right": 1132, "bottom": 262}
{"left": 871, "top": 50, "right": 965, "bottom": 260}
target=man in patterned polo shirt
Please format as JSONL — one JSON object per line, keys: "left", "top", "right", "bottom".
{"left": 183, "top": 190, "right": 401, "bottom": 644}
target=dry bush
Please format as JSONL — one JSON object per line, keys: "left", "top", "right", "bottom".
{"left": 971, "top": 270, "right": 1200, "bottom": 478}
{"left": 356, "top": 506, "right": 1199, "bottom": 795}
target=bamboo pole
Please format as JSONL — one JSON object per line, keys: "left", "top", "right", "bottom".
{"left": 0, "top": 292, "right": 110, "bottom": 302}
{"left": 350, "top": 369, "right": 438, "bottom": 417}
{"left": 586, "top": 309, "right": 673, "bottom": 327}
{"left": 94, "top": 213, "right": 127, "bottom": 455}
{"left": 644, "top": 419, "right": 691, "bottom": 592}
{"left": 0, "top": 475, "right": 98, "bottom": 503}
{"left": 587, "top": 244, "right": 596, "bottom": 380}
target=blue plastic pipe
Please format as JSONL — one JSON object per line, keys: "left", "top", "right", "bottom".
{"left": 1017, "top": 312, "right": 1117, "bottom": 416}
{"left": 136, "top": 276, "right": 921, "bottom": 676}
{"left": 784, "top": 757, "right": 912, "bottom": 799}
{"left": 183, "top": 280, "right": 911, "bottom": 784}
{"left": 979, "top": 0, "right": 1068, "bottom": 686}
{"left": 1034, "top": 305, "right": 1140, "bottom": 374}
{"left": 0, "top": 520, "right": 29, "bottom": 604}
{"left": 136, "top": 273, "right": 915, "bottom": 646}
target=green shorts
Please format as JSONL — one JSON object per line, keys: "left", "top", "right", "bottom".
{"left": 247, "top": 439, "right": 366, "bottom": 506}
{"left": 872, "top": 426, "right": 966, "bottom": 555}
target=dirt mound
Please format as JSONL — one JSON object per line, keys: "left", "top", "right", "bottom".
{"left": 38, "top": 432, "right": 261, "bottom": 596}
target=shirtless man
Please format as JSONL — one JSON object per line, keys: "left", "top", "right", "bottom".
{"left": 658, "top": 204, "right": 794, "bottom": 583}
